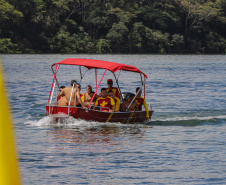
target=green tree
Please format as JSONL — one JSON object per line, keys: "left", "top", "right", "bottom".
{"left": 128, "top": 22, "right": 145, "bottom": 53}
{"left": 0, "top": 0, "right": 23, "bottom": 53}
{"left": 0, "top": 38, "right": 19, "bottom": 53}
{"left": 1, "top": 0, "right": 226, "bottom": 53}
{"left": 169, "top": 34, "right": 185, "bottom": 53}
{"left": 96, "top": 39, "right": 111, "bottom": 53}
{"left": 106, "top": 22, "right": 129, "bottom": 53}
{"left": 143, "top": 27, "right": 170, "bottom": 53}
{"left": 205, "top": 31, "right": 226, "bottom": 53}
{"left": 179, "top": 0, "right": 220, "bottom": 36}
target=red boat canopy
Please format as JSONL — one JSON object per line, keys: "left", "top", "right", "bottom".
{"left": 52, "top": 58, "right": 148, "bottom": 78}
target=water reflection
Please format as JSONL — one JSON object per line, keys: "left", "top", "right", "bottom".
{"left": 46, "top": 123, "right": 149, "bottom": 153}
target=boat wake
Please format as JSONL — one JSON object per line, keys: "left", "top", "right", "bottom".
{"left": 150, "top": 114, "right": 226, "bottom": 126}
{"left": 24, "top": 113, "right": 226, "bottom": 128}
{"left": 24, "top": 116, "right": 124, "bottom": 129}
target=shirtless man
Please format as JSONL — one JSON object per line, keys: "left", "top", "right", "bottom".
{"left": 81, "top": 85, "right": 99, "bottom": 107}
{"left": 57, "top": 80, "right": 85, "bottom": 108}
{"left": 57, "top": 96, "right": 68, "bottom": 106}
{"left": 60, "top": 86, "right": 65, "bottom": 91}
{"left": 55, "top": 86, "right": 65, "bottom": 105}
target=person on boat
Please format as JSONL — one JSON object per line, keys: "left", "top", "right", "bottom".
{"left": 76, "top": 83, "right": 84, "bottom": 107}
{"left": 56, "top": 80, "right": 85, "bottom": 108}
{"left": 136, "top": 87, "right": 149, "bottom": 121}
{"left": 57, "top": 96, "right": 68, "bottom": 106}
{"left": 106, "top": 79, "right": 120, "bottom": 99}
{"left": 122, "top": 93, "right": 138, "bottom": 111}
{"left": 60, "top": 85, "right": 65, "bottom": 91}
{"left": 55, "top": 85, "right": 66, "bottom": 105}
{"left": 94, "top": 88, "right": 115, "bottom": 112}
{"left": 81, "top": 85, "right": 99, "bottom": 107}
{"left": 108, "top": 90, "right": 120, "bottom": 112}
{"left": 89, "top": 91, "right": 96, "bottom": 100}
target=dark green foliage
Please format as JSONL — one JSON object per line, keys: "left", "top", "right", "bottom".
{"left": 0, "top": 0, "right": 226, "bottom": 54}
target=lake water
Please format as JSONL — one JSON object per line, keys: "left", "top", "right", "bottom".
{"left": 1, "top": 54, "right": 226, "bottom": 184}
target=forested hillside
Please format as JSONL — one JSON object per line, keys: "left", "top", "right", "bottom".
{"left": 1, "top": 0, "right": 226, "bottom": 54}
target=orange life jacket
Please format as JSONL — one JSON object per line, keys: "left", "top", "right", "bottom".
{"left": 136, "top": 97, "right": 144, "bottom": 110}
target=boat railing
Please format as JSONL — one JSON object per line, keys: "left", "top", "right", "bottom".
{"left": 49, "top": 80, "right": 56, "bottom": 116}
{"left": 92, "top": 105, "right": 101, "bottom": 110}
{"left": 139, "top": 104, "right": 152, "bottom": 111}
{"left": 89, "top": 105, "right": 95, "bottom": 109}
{"left": 148, "top": 104, "right": 152, "bottom": 110}
{"left": 48, "top": 81, "right": 79, "bottom": 117}
{"left": 68, "top": 82, "right": 77, "bottom": 117}
{"left": 92, "top": 106, "right": 110, "bottom": 112}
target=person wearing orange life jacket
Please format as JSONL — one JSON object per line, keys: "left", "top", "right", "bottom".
{"left": 94, "top": 88, "right": 115, "bottom": 112}
{"left": 106, "top": 79, "right": 120, "bottom": 99}
{"left": 108, "top": 90, "right": 120, "bottom": 112}
{"left": 136, "top": 87, "right": 149, "bottom": 122}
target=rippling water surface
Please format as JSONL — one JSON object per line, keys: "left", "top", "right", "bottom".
{"left": 1, "top": 54, "right": 226, "bottom": 184}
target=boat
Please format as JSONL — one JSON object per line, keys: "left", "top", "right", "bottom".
{"left": 45, "top": 58, "right": 154, "bottom": 123}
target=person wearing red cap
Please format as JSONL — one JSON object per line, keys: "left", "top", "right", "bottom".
{"left": 106, "top": 79, "right": 120, "bottom": 99}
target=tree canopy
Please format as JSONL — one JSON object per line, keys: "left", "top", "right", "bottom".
{"left": 0, "top": 0, "right": 226, "bottom": 54}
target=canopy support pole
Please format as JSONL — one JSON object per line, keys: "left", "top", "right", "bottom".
{"left": 48, "top": 64, "right": 59, "bottom": 103}
{"left": 79, "top": 66, "right": 82, "bottom": 81}
{"left": 79, "top": 68, "right": 89, "bottom": 84}
{"left": 144, "top": 77, "right": 146, "bottom": 99}
{"left": 49, "top": 81, "right": 56, "bottom": 115}
{"left": 113, "top": 72, "right": 123, "bottom": 100}
{"left": 88, "top": 69, "right": 107, "bottom": 108}
{"left": 95, "top": 69, "right": 97, "bottom": 90}
{"left": 51, "top": 65, "right": 60, "bottom": 89}
{"left": 68, "top": 81, "right": 76, "bottom": 116}
{"left": 127, "top": 83, "right": 144, "bottom": 111}
{"left": 127, "top": 73, "right": 145, "bottom": 111}
{"left": 113, "top": 71, "right": 128, "bottom": 110}
{"left": 140, "top": 73, "right": 146, "bottom": 99}
{"left": 117, "top": 69, "right": 122, "bottom": 80}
